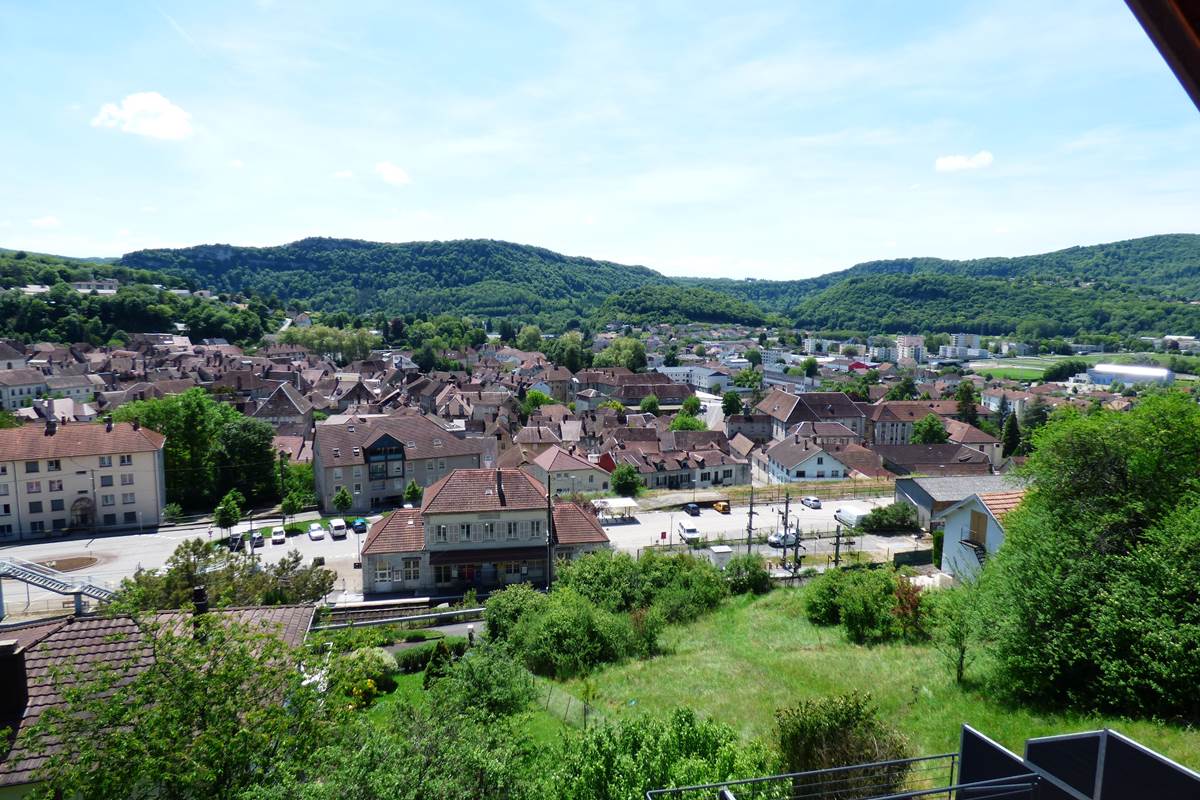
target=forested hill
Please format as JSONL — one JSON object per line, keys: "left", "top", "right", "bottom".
{"left": 120, "top": 238, "right": 669, "bottom": 330}
{"left": 111, "top": 233, "right": 1200, "bottom": 336}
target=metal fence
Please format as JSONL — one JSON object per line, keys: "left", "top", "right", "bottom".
{"left": 537, "top": 679, "right": 605, "bottom": 730}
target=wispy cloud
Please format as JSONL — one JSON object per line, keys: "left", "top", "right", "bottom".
{"left": 91, "top": 92, "right": 193, "bottom": 140}
{"left": 375, "top": 161, "right": 411, "bottom": 185}
{"left": 934, "top": 151, "right": 994, "bottom": 172}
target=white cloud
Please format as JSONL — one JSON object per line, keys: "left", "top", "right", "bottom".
{"left": 229, "top": 159, "right": 244, "bottom": 168}
{"left": 31, "top": 215, "right": 62, "bottom": 229}
{"left": 91, "top": 92, "right": 193, "bottom": 140}
{"left": 934, "top": 150, "right": 994, "bottom": 172}
{"left": 332, "top": 169, "right": 354, "bottom": 179}
{"left": 140, "top": 205, "right": 158, "bottom": 213}
{"left": 375, "top": 161, "right": 411, "bottom": 186}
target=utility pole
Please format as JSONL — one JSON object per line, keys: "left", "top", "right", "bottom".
{"left": 745, "top": 486, "right": 756, "bottom": 555}
{"left": 833, "top": 524, "right": 842, "bottom": 568}
{"left": 780, "top": 492, "right": 791, "bottom": 568}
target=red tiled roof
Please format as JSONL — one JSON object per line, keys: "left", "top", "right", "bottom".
{"left": 422, "top": 468, "right": 546, "bottom": 515}
{"left": 552, "top": 502, "right": 610, "bottom": 546}
{"left": 0, "top": 421, "right": 165, "bottom": 462}
{"left": 979, "top": 490, "right": 1026, "bottom": 520}
{"left": 362, "top": 508, "right": 424, "bottom": 555}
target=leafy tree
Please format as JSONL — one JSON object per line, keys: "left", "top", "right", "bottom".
{"left": 883, "top": 376, "right": 917, "bottom": 400}
{"left": 721, "top": 390, "right": 743, "bottom": 416}
{"left": 955, "top": 380, "right": 980, "bottom": 427}
{"left": 29, "top": 614, "right": 332, "bottom": 800}
{"left": 639, "top": 394, "right": 660, "bottom": 415}
{"left": 413, "top": 342, "right": 437, "bottom": 372}
{"left": 332, "top": 486, "right": 353, "bottom": 516}
{"left": 733, "top": 368, "right": 762, "bottom": 389}
{"left": 744, "top": 348, "right": 763, "bottom": 367}
{"left": 1001, "top": 412, "right": 1021, "bottom": 458}
{"left": 662, "top": 346, "right": 679, "bottom": 367}
{"left": 910, "top": 413, "right": 948, "bottom": 444}
{"left": 216, "top": 416, "right": 279, "bottom": 504}
{"left": 515, "top": 324, "right": 543, "bottom": 351}
{"left": 801, "top": 356, "right": 819, "bottom": 378}
{"left": 485, "top": 583, "right": 548, "bottom": 642}
{"left": 758, "top": 331, "right": 768, "bottom": 346}
{"left": 280, "top": 493, "right": 302, "bottom": 527}
{"left": 681, "top": 395, "right": 701, "bottom": 416}
{"left": 928, "top": 584, "right": 980, "bottom": 684}
{"left": 403, "top": 478, "right": 423, "bottom": 505}
{"left": 497, "top": 318, "right": 516, "bottom": 343}
{"left": 593, "top": 336, "right": 647, "bottom": 371}
{"left": 858, "top": 502, "right": 919, "bottom": 533}
{"left": 725, "top": 553, "right": 772, "bottom": 594}
{"left": 841, "top": 345, "right": 859, "bottom": 357}
{"left": 213, "top": 492, "right": 242, "bottom": 535}
{"left": 423, "top": 639, "right": 455, "bottom": 688}
{"left": 0, "top": 409, "right": 19, "bottom": 428}
{"left": 668, "top": 412, "right": 707, "bottom": 431}
{"left": 521, "top": 388, "right": 554, "bottom": 420}
{"left": 610, "top": 464, "right": 642, "bottom": 497}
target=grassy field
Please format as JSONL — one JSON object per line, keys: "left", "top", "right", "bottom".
{"left": 976, "top": 366, "right": 1045, "bottom": 381}
{"left": 560, "top": 590, "right": 1200, "bottom": 769}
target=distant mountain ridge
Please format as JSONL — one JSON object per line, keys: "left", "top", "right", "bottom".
{"left": 109, "top": 232, "right": 1200, "bottom": 336}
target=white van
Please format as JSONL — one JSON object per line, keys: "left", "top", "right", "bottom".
{"left": 677, "top": 521, "right": 702, "bottom": 547}
{"left": 834, "top": 505, "right": 869, "bottom": 528}
{"left": 329, "top": 518, "right": 348, "bottom": 539}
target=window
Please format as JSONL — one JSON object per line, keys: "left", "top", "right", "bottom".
{"left": 701, "top": 472, "right": 710, "bottom": 482}
{"left": 48, "top": 479, "right": 62, "bottom": 492}
{"left": 103, "top": 513, "right": 116, "bottom": 525}
{"left": 816, "top": 471, "right": 825, "bottom": 478}
{"left": 52, "top": 518, "right": 66, "bottom": 531}
{"left": 531, "top": 520, "right": 541, "bottom": 538}
{"left": 30, "top": 521, "right": 44, "bottom": 533}
{"left": 353, "top": 483, "right": 362, "bottom": 494}
{"left": 47, "top": 459, "right": 61, "bottom": 472}
{"left": 506, "top": 561, "right": 520, "bottom": 576}
{"left": 99, "top": 455, "right": 112, "bottom": 468}
{"left": 817, "top": 456, "right": 824, "bottom": 465}
{"left": 26, "top": 481, "right": 41, "bottom": 494}
{"left": 119, "top": 454, "right": 132, "bottom": 466}
{"left": 482, "top": 522, "right": 495, "bottom": 540}
{"left": 435, "top": 524, "right": 448, "bottom": 543}
{"left": 101, "top": 494, "right": 114, "bottom": 507}
{"left": 120, "top": 473, "right": 134, "bottom": 486}
{"left": 24, "top": 461, "right": 38, "bottom": 474}
{"left": 402, "top": 558, "right": 420, "bottom": 581}
{"left": 332, "top": 468, "right": 343, "bottom": 480}
{"left": 375, "top": 562, "right": 393, "bottom": 583}
{"left": 0, "top": 524, "right": 11, "bottom": 535}
{"left": 124, "top": 512, "right": 137, "bottom": 524}
{"left": 352, "top": 467, "right": 362, "bottom": 478}
{"left": 434, "top": 564, "right": 452, "bottom": 584}
{"left": 437, "top": 459, "right": 445, "bottom": 471}
{"left": 506, "top": 521, "right": 518, "bottom": 540}
{"left": 100, "top": 475, "right": 113, "bottom": 487}
{"left": 0, "top": 465, "right": 6, "bottom": 476}
{"left": 28, "top": 501, "right": 43, "bottom": 514}
{"left": 425, "top": 461, "right": 433, "bottom": 473}
{"left": 459, "top": 523, "right": 471, "bottom": 542}
{"left": 122, "top": 492, "right": 136, "bottom": 505}
{"left": 0, "top": 503, "right": 8, "bottom": 515}
{"left": 0, "top": 484, "right": 8, "bottom": 496}
{"left": 50, "top": 498, "right": 64, "bottom": 512}
{"left": 796, "top": 470, "right": 806, "bottom": 478}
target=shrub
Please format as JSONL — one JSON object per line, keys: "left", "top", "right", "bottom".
{"left": 509, "top": 588, "right": 647, "bottom": 678}
{"left": 858, "top": 503, "right": 919, "bottom": 534}
{"left": 839, "top": 569, "right": 900, "bottom": 645}
{"left": 394, "top": 637, "right": 468, "bottom": 674}
{"left": 484, "top": 583, "right": 547, "bottom": 642}
{"left": 162, "top": 502, "right": 183, "bottom": 523}
{"left": 776, "top": 692, "right": 910, "bottom": 799}
{"left": 803, "top": 569, "right": 845, "bottom": 625}
{"left": 556, "top": 550, "right": 643, "bottom": 612}
{"left": 428, "top": 642, "right": 535, "bottom": 718}
{"left": 330, "top": 647, "right": 398, "bottom": 709}
{"left": 892, "top": 575, "right": 928, "bottom": 643}
{"left": 725, "top": 553, "right": 772, "bottom": 595}
{"left": 423, "top": 639, "right": 454, "bottom": 688}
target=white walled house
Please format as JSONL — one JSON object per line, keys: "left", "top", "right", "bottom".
{"left": 761, "top": 437, "right": 851, "bottom": 483}
{"left": 935, "top": 490, "right": 1024, "bottom": 581}
{"left": 523, "top": 446, "right": 610, "bottom": 496}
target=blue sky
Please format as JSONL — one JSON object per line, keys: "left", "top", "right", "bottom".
{"left": 1, "top": 1, "right": 1197, "bottom": 279}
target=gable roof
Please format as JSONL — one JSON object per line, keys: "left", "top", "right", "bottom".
{"left": 531, "top": 445, "right": 602, "bottom": 473}
{"left": 422, "top": 468, "right": 546, "bottom": 514}
{"left": 0, "top": 422, "right": 165, "bottom": 462}
{"left": 551, "top": 501, "right": 610, "bottom": 546}
{"left": 362, "top": 508, "right": 425, "bottom": 555}
{"left": 314, "top": 414, "right": 484, "bottom": 468}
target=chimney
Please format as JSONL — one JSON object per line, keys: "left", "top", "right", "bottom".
{"left": 0, "top": 641, "right": 28, "bottom": 725}
{"left": 495, "top": 469, "right": 506, "bottom": 506}
{"left": 105, "top": 415, "right": 113, "bottom": 433}
{"left": 132, "top": 419, "right": 140, "bottom": 431}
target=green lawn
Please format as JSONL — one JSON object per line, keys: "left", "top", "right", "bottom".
{"left": 977, "top": 366, "right": 1045, "bottom": 381}
{"left": 560, "top": 590, "right": 1200, "bottom": 769}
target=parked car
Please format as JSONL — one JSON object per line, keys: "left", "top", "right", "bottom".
{"left": 250, "top": 529, "right": 265, "bottom": 548}
{"left": 677, "top": 521, "right": 702, "bottom": 547}
{"left": 270, "top": 526, "right": 287, "bottom": 544}
{"left": 683, "top": 503, "right": 701, "bottom": 516}
{"left": 767, "top": 529, "right": 798, "bottom": 548}
{"left": 307, "top": 522, "right": 326, "bottom": 541}
{"left": 351, "top": 517, "right": 369, "bottom": 533}
{"left": 329, "top": 518, "right": 348, "bottom": 539}
{"left": 227, "top": 533, "right": 244, "bottom": 552}
{"left": 834, "top": 505, "right": 870, "bottom": 528}
{"left": 713, "top": 500, "right": 731, "bottom": 514}
{"left": 801, "top": 496, "right": 822, "bottom": 509}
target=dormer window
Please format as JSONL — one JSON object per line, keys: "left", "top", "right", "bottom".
{"left": 332, "top": 448, "right": 341, "bottom": 458}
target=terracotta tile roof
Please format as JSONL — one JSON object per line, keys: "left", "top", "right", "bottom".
{"left": 0, "top": 421, "right": 165, "bottom": 462}
{"left": 531, "top": 445, "right": 600, "bottom": 473}
{"left": 0, "top": 606, "right": 314, "bottom": 788}
{"left": 979, "top": 490, "right": 1026, "bottom": 520}
{"left": 362, "top": 508, "right": 425, "bottom": 555}
{"left": 314, "top": 414, "right": 485, "bottom": 468}
{"left": 422, "top": 468, "right": 547, "bottom": 515}
{"left": 0, "top": 368, "right": 46, "bottom": 387}
{"left": 943, "top": 418, "right": 998, "bottom": 444}
{"left": 514, "top": 425, "right": 561, "bottom": 445}
{"left": 552, "top": 501, "right": 610, "bottom": 545}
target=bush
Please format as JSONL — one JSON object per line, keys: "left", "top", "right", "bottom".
{"left": 725, "top": 553, "right": 772, "bottom": 595}
{"left": 428, "top": 642, "right": 535, "bottom": 718}
{"left": 423, "top": 639, "right": 455, "bottom": 688}
{"left": 162, "top": 502, "right": 183, "bottom": 523}
{"left": 330, "top": 647, "right": 398, "bottom": 709}
{"left": 484, "top": 583, "right": 547, "bottom": 642}
{"left": 776, "top": 692, "right": 910, "bottom": 799}
{"left": 556, "top": 550, "right": 643, "bottom": 612}
{"left": 839, "top": 569, "right": 900, "bottom": 645}
{"left": 557, "top": 549, "right": 728, "bottom": 622}
{"left": 858, "top": 503, "right": 919, "bottom": 534}
{"left": 394, "top": 637, "right": 469, "bottom": 674}
{"left": 803, "top": 569, "right": 845, "bottom": 625}
{"left": 509, "top": 588, "right": 649, "bottom": 678}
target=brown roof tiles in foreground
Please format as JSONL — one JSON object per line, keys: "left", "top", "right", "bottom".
{"left": 422, "top": 468, "right": 547, "bottom": 515}
{"left": 551, "top": 501, "right": 610, "bottom": 546}
{"left": 362, "top": 508, "right": 425, "bottom": 555}
{"left": 979, "top": 490, "right": 1026, "bottom": 520}
{"left": 0, "top": 421, "right": 165, "bottom": 462}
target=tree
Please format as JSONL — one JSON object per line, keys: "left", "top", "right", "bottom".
{"left": 496, "top": 318, "right": 516, "bottom": 343}
{"left": 758, "top": 331, "right": 768, "bottom": 346}
{"left": 1018, "top": 396, "right": 1050, "bottom": 453}
{"left": 662, "top": 346, "right": 679, "bottom": 367}
{"left": 413, "top": 342, "right": 437, "bottom": 372}
{"left": 722, "top": 390, "right": 743, "bottom": 416}
{"left": 515, "top": 324, "right": 542, "bottom": 352}
{"left": 1001, "top": 412, "right": 1021, "bottom": 458}
{"left": 744, "top": 348, "right": 763, "bottom": 367}
{"left": 332, "top": 486, "right": 353, "bottom": 516}
{"left": 29, "top": 614, "right": 332, "bottom": 800}
{"left": 928, "top": 584, "right": 980, "bottom": 684}
{"left": 639, "top": 394, "right": 660, "bottom": 415}
{"left": 841, "top": 345, "right": 859, "bottom": 358}
{"left": 801, "top": 356, "right": 819, "bottom": 378}
{"left": 520, "top": 388, "right": 554, "bottom": 420}
{"left": 216, "top": 416, "right": 279, "bottom": 504}
{"left": 403, "top": 479, "right": 423, "bottom": 505}
{"left": 955, "top": 380, "right": 980, "bottom": 428}
{"left": 0, "top": 409, "right": 19, "bottom": 428}
{"left": 681, "top": 395, "right": 701, "bottom": 416}
{"left": 733, "top": 369, "right": 762, "bottom": 389}
{"left": 669, "top": 413, "right": 707, "bottom": 431}
{"left": 883, "top": 376, "right": 917, "bottom": 401}
{"left": 593, "top": 336, "right": 647, "bottom": 371}
{"left": 910, "top": 413, "right": 948, "bottom": 444}
{"left": 213, "top": 492, "right": 242, "bottom": 535}
{"left": 280, "top": 493, "right": 302, "bottom": 527}
{"left": 610, "top": 464, "right": 642, "bottom": 497}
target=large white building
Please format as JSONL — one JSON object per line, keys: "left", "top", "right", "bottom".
{"left": 0, "top": 420, "right": 167, "bottom": 542}
{"left": 1086, "top": 363, "right": 1173, "bottom": 386}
